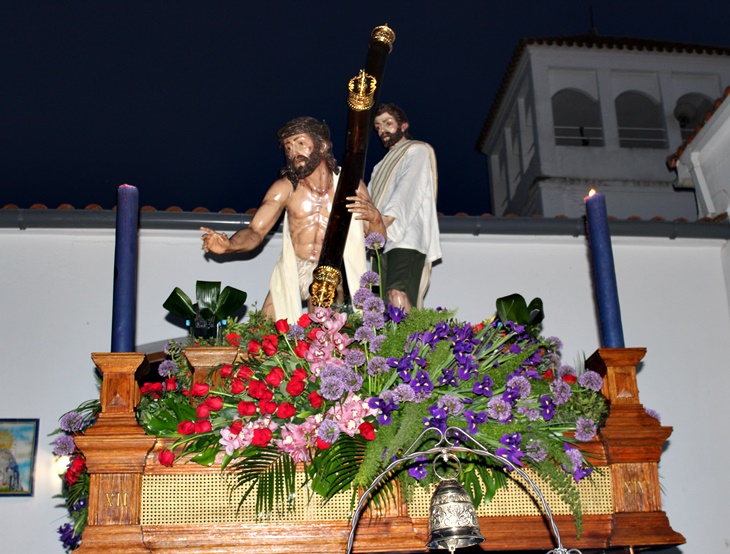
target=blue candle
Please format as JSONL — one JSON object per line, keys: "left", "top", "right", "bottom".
{"left": 111, "top": 184, "right": 139, "bottom": 352}
{"left": 584, "top": 190, "right": 624, "bottom": 348}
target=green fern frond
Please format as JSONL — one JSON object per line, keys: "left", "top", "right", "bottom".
{"left": 309, "top": 435, "right": 366, "bottom": 500}
{"left": 229, "top": 447, "right": 297, "bottom": 520}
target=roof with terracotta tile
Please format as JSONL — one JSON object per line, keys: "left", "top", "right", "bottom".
{"left": 2, "top": 202, "right": 727, "bottom": 227}
{"left": 666, "top": 86, "right": 730, "bottom": 169}
{"left": 476, "top": 31, "right": 730, "bottom": 149}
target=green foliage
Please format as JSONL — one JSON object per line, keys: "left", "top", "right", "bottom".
{"left": 377, "top": 307, "right": 456, "bottom": 360}
{"left": 353, "top": 402, "right": 431, "bottom": 489}
{"left": 229, "top": 446, "right": 297, "bottom": 519}
{"left": 496, "top": 293, "right": 544, "bottom": 338}
{"left": 137, "top": 394, "right": 196, "bottom": 436}
{"left": 309, "top": 435, "right": 367, "bottom": 501}
{"left": 530, "top": 458, "right": 584, "bottom": 536}
{"left": 163, "top": 280, "right": 247, "bottom": 323}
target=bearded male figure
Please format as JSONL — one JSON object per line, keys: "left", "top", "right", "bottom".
{"left": 368, "top": 103, "right": 441, "bottom": 313}
{"left": 201, "top": 116, "right": 385, "bottom": 323}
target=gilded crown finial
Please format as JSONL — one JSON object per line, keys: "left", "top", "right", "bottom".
{"left": 309, "top": 265, "right": 341, "bottom": 307}
{"left": 347, "top": 69, "right": 377, "bottom": 111}
{"left": 371, "top": 24, "right": 396, "bottom": 52}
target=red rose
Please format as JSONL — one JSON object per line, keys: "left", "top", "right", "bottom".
{"left": 306, "top": 327, "right": 319, "bottom": 341}
{"left": 265, "top": 367, "right": 286, "bottom": 388}
{"left": 238, "top": 401, "right": 257, "bottom": 416}
{"left": 473, "top": 322, "right": 485, "bottom": 332}
{"left": 229, "top": 419, "right": 243, "bottom": 435}
{"left": 205, "top": 396, "right": 224, "bottom": 410}
{"left": 191, "top": 383, "right": 210, "bottom": 397}
{"left": 237, "top": 365, "right": 253, "bottom": 380}
{"left": 251, "top": 428, "right": 273, "bottom": 447}
{"left": 543, "top": 369, "right": 554, "bottom": 380}
{"left": 293, "top": 340, "right": 310, "bottom": 358}
{"left": 262, "top": 335, "right": 279, "bottom": 356}
{"left": 277, "top": 402, "right": 296, "bottom": 419}
{"left": 358, "top": 421, "right": 376, "bottom": 441}
{"left": 315, "top": 437, "right": 331, "bottom": 450}
{"left": 248, "top": 379, "right": 271, "bottom": 400}
{"left": 292, "top": 367, "right": 307, "bottom": 381}
{"left": 140, "top": 382, "right": 163, "bottom": 398}
{"left": 297, "top": 313, "right": 312, "bottom": 328}
{"left": 219, "top": 364, "right": 234, "bottom": 378}
{"left": 231, "top": 378, "right": 247, "bottom": 395}
{"left": 196, "top": 404, "right": 212, "bottom": 419}
{"left": 308, "top": 391, "right": 323, "bottom": 409}
{"left": 562, "top": 374, "right": 577, "bottom": 384}
{"left": 275, "top": 319, "right": 290, "bottom": 334}
{"left": 194, "top": 420, "right": 213, "bottom": 433}
{"left": 247, "top": 340, "right": 262, "bottom": 356}
{"left": 225, "top": 333, "right": 241, "bottom": 347}
{"left": 65, "top": 455, "right": 86, "bottom": 485}
{"left": 259, "top": 400, "right": 278, "bottom": 415}
{"left": 164, "top": 377, "right": 177, "bottom": 392}
{"left": 285, "top": 379, "right": 305, "bottom": 397}
{"left": 177, "top": 420, "right": 196, "bottom": 435}
{"left": 158, "top": 448, "right": 175, "bottom": 467}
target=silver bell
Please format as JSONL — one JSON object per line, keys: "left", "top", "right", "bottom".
{"left": 427, "top": 478, "right": 485, "bottom": 552}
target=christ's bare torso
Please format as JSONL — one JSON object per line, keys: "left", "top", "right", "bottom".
{"left": 283, "top": 175, "right": 335, "bottom": 262}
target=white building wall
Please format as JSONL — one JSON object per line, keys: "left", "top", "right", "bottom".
{"left": 1, "top": 226, "right": 729, "bottom": 553}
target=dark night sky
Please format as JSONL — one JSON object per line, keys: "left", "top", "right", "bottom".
{"left": 3, "top": 1, "right": 730, "bottom": 215}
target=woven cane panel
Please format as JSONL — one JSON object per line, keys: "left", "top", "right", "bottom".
{"left": 141, "top": 471, "right": 357, "bottom": 525}
{"left": 142, "top": 467, "right": 612, "bottom": 525}
{"left": 406, "top": 467, "right": 612, "bottom": 518}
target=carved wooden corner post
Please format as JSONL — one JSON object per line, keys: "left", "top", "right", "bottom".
{"left": 184, "top": 346, "right": 242, "bottom": 387}
{"left": 75, "top": 353, "right": 157, "bottom": 553}
{"left": 587, "top": 348, "right": 685, "bottom": 549}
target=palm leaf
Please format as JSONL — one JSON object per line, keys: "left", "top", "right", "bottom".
{"left": 229, "top": 447, "right": 297, "bottom": 519}
{"left": 196, "top": 281, "right": 221, "bottom": 320}
{"left": 461, "top": 457, "right": 506, "bottom": 507}
{"left": 162, "top": 287, "right": 196, "bottom": 320}
{"left": 527, "top": 296, "right": 545, "bottom": 325}
{"left": 496, "top": 293, "right": 528, "bottom": 325}
{"left": 309, "top": 435, "right": 366, "bottom": 500}
{"left": 215, "top": 286, "right": 247, "bottom": 320}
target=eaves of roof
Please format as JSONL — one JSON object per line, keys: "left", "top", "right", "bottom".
{"left": 666, "top": 86, "right": 730, "bottom": 170}
{"left": 2, "top": 207, "right": 728, "bottom": 241}
{"left": 476, "top": 32, "right": 730, "bottom": 151}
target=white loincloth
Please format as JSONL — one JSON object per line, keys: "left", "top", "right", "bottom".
{"left": 268, "top": 173, "right": 367, "bottom": 323}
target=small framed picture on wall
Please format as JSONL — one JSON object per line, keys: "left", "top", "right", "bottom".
{"left": 0, "top": 419, "right": 40, "bottom": 497}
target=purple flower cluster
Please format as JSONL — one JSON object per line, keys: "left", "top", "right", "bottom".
{"left": 59, "top": 411, "right": 87, "bottom": 433}
{"left": 57, "top": 523, "right": 81, "bottom": 551}
{"left": 52, "top": 434, "right": 76, "bottom": 456}
{"left": 157, "top": 359, "right": 178, "bottom": 378}
{"left": 317, "top": 419, "right": 341, "bottom": 444}
{"left": 318, "top": 363, "right": 363, "bottom": 401}
{"left": 495, "top": 432, "right": 525, "bottom": 467}
{"left": 409, "top": 455, "right": 428, "bottom": 480}
{"left": 578, "top": 370, "right": 603, "bottom": 391}
{"left": 574, "top": 417, "right": 597, "bottom": 441}
{"left": 365, "top": 232, "right": 385, "bottom": 250}
{"left": 564, "top": 443, "right": 593, "bottom": 482}
{"left": 351, "top": 278, "right": 604, "bottom": 488}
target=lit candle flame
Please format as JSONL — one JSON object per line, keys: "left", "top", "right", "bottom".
{"left": 585, "top": 188, "right": 598, "bottom": 201}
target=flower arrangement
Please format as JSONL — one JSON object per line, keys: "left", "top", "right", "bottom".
{"left": 137, "top": 243, "right": 609, "bottom": 528}
{"left": 53, "top": 234, "right": 614, "bottom": 551}
{"left": 50, "top": 399, "right": 100, "bottom": 552}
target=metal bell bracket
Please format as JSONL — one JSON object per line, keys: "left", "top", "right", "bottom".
{"left": 345, "top": 426, "right": 583, "bottom": 554}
